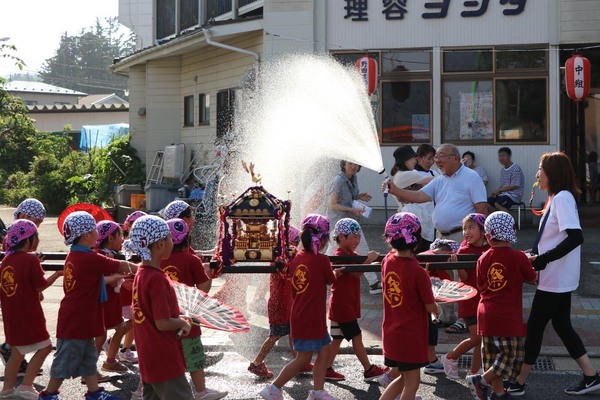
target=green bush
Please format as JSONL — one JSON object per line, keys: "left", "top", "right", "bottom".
{"left": 2, "top": 133, "right": 144, "bottom": 213}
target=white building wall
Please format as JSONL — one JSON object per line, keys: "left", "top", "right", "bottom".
{"left": 128, "top": 65, "right": 148, "bottom": 166}
{"left": 180, "top": 32, "right": 263, "bottom": 164}
{"left": 144, "top": 57, "right": 182, "bottom": 170}
{"left": 119, "top": 0, "right": 154, "bottom": 49}
{"left": 327, "top": 0, "right": 554, "bottom": 49}
{"left": 560, "top": 0, "right": 600, "bottom": 43}
{"left": 263, "top": 0, "right": 317, "bottom": 60}
{"left": 29, "top": 111, "right": 129, "bottom": 133}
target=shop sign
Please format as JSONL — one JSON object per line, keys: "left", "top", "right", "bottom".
{"left": 565, "top": 54, "right": 591, "bottom": 102}
{"left": 343, "top": 0, "right": 526, "bottom": 22}
{"left": 356, "top": 55, "right": 378, "bottom": 96}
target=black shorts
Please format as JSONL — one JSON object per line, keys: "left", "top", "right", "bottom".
{"left": 384, "top": 357, "right": 428, "bottom": 372}
{"left": 463, "top": 316, "right": 477, "bottom": 327}
{"left": 487, "top": 195, "right": 517, "bottom": 209}
{"left": 269, "top": 322, "right": 290, "bottom": 337}
{"left": 330, "top": 320, "right": 361, "bottom": 341}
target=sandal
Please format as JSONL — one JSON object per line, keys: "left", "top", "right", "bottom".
{"left": 446, "top": 320, "right": 467, "bottom": 334}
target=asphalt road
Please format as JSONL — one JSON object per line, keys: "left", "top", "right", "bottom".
{"left": 8, "top": 351, "right": 600, "bottom": 399}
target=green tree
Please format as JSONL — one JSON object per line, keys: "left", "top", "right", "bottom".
{"left": 0, "top": 43, "right": 37, "bottom": 175}
{"left": 39, "top": 17, "right": 136, "bottom": 98}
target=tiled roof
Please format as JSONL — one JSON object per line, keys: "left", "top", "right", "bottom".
{"left": 3, "top": 80, "right": 87, "bottom": 95}
{"left": 27, "top": 103, "right": 129, "bottom": 112}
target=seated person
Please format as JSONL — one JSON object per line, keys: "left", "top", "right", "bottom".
{"left": 487, "top": 147, "right": 525, "bottom": 213}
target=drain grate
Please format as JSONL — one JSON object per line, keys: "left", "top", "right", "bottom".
{"left": 457, "top": 355, "right": 555, "bottom": 371}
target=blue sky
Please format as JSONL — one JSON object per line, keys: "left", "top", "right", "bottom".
{"left": 1, "top": 0, "right": 124, "bottom": 78}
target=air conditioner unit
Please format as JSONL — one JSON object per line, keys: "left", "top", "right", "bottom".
{"left": 163, "top": 144, "right": 185, "bottom": 180}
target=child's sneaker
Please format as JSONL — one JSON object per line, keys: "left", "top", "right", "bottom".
{"left": 248, "top": 362, "right": 274, "bottom": 378}
{"left": 363, "top": 364, "right": 388, "bottom": 382}
{"left": 38, "top": 391, "right": 61, "bottom": 400}
{"left": 298, "top": 363, "right": 313, "bottom": 374}
{"left": 0, "top": 389, "right": 13, "bottom": 399}
{"left": 423, "top": 357, "right": 445, "bottom": 374}
{"left": 505, "top": 381, "right": 526, "bottom": 397}
{"left": 117, "top": 349, "right": 138, "bottom": 364}
{"left": 259, "top": 385, "right": 284, "bottom": 400}
{"left": 377, "top": 371, "right": 392, "bottom": 387}
{"left": 84, "top": 388, "right": 119, "bottom": 400}
{"left": 306, "top": 390, "right": 339, "bottom": 400}
{"left": 369, "top": 281, "right": 383, "bottom": 295}
{"left": 195, "top": 388, "right": 228, "bottom": 400}
{"left": 101, "top": 360, "right": 129, "bottom": 373}
{"left": 440, "top": 354, "right": 460, "bottom": 380}
{"left": 0, "top": 343, "right": 10, "bottom": 365}
{"left": 14, "top": 385, "right": 39, "bottom": 400}
{"left": 325, "top": 367, "right": 345, "bottom": 381}
{"left": 467, "top": 374, "right": 490, "bottom": 400}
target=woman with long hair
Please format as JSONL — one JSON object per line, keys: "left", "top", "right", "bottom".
{"left": 508, "top": 152, "right": 600, "bottom": 397}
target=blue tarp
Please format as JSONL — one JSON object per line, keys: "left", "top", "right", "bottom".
{"left": 79, "top": 123, "right": 129, "bottom": 151}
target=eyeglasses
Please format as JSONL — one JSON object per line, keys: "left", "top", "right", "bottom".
{"left": 434, "top": 153, "right": 452, "bottom": 160}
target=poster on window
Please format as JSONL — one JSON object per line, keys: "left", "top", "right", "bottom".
{"left": 459, "top": 92, "right": 493, "bottom": 140}
{"left": 411, "top": 114, "right": 430, "bottom": 141}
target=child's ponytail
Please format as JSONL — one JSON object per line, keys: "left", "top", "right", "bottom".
{"left": 301, "top": 227, "right": 316, "bottom": 253}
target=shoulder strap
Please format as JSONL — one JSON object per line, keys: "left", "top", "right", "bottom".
{"left": 531, "top": 204, "right": 552, "bottom": 255}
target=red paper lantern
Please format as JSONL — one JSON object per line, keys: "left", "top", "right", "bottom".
{"left": 565, "top": 54, "right": 591, "bottom": 102}
{"left": 356, "top": 55, "right": 378, "bottom": 96}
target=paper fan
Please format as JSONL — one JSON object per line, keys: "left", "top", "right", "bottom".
{"left": 57, "top": 203, "right": 113, "bottom": 234}
{"left": 431, "top": 277, "right": 477, "bottom": 304}
{"left": 172, "top": 281, "right": 249, "bottom": 333}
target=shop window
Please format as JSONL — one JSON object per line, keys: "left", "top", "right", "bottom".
{"left": 216, "top": 89, "right": 235, "bottom": 138}
{"left": 381, "top": 81, "right": 431, "bottom": 144}
{"left": 496, "top": 49, "right": 547, "bottom": 70}
{"left": 183, "top": 95, "right": 194, "bottom": 127}
{"left": 443, "top": 49, "right": 493, "bottom": 73}
{"left": 382, "top": 50, "right": 431, "bottom": 73}
{"left": 496, "top": 78, "right": 547, "bottom": 142}
{"left": 199, "top": 93, "right": 210, "bottom": 125}
{"left": 442, "top": 80, "right": 493, "bottom": 142}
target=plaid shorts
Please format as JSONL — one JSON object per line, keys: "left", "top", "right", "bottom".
{"left": 482, "top": 336, "right": 524, "bottom": 382}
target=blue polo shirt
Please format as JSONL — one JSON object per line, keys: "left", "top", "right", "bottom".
{"left": 421, "top": 165, "right": 487, "bottom": 232}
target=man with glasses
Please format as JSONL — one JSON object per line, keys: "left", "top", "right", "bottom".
{"left": 386, "top": 144, "right": 488, "bottom": 242}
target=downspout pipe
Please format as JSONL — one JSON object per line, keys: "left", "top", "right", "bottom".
{"left": 202, "top": 28, "right": 260, "bottom": 63}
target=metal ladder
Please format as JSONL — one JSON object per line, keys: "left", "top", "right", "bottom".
{"left": 146, "top": 150, "right": 164, "bottom": 185}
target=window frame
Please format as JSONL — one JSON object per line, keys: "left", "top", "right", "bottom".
{"left": 381, "top": 49, "right": 433, "bottom": 75}
{"left": 183, "top": 95, "right": 194, "bottom": 127}
{"left": 380, "top": 78, "right": 433, "bottom": 145}
{"left": 198, "top": 93, "right": 210, "bottom": 126}
{"left": 494, "top": 76, "right": 549, "bottom": 144}
{"left": 441, "top": 45, "right": 549, "bottom": 145}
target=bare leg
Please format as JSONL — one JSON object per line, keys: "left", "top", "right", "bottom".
{"left": 495, "top": 203, "right": 509, "bottom": 212}
{"left": 2, "top": 348, "right": 24, "bottom": 391}
{"left": 253, "top": 335, "right": 281, "bottom": 365}
{"left": 351, "top": 335, "right": 372, "bottom": 371}
{"left": 399, "top": 369, "right": 420, "bottom": 400}
{"left": 107, "top": 322, "right": 131, "bottom": 360}
{"left": 272, "top": 351, "right": 313, "bottom": 388}
{"left": 44, "top": 377, "right": 64, "bottom": 394}
{"left": 312, "top": 344, "right": 331, "bottom": 390}
{"left": 190, "top": 369, "right": 206, "bottom": 393}
{"left": 327, "top": 338, "right": 343, "bottom": 368}
{"left": 22, "top": 345, "right": 52, "bottom": 386}
{"left": 447, "top": 325, "right": 481, "bottom": 373}
{"left": 483, "top": 370, "right": 503, "bottom": 396}
{"left": 575, "top": 354, "right": 597, "bottom": 377}
{"left": 123, "top": 329, "right": 134, "bottom": 350}
{"left": 82, "top": 374, "right": 99, "bottom": 393}
{"left": 388, "top": 367, "right": 401, "bottom": 381}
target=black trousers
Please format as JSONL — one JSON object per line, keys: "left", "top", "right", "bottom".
{"left": 524, "top": 290, "right": 587, "bottom": 365}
